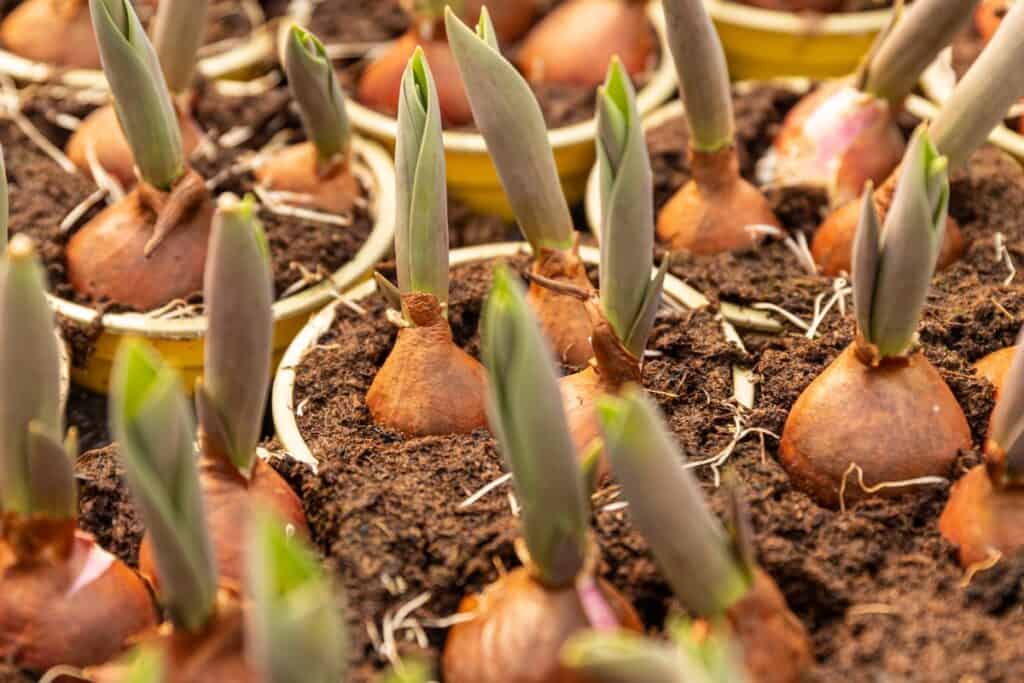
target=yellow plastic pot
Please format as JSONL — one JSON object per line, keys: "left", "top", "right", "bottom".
{"left": 337, "top": 1, "right": 677, "bottom": 219}
{"left": 0, "top": 7, "right": 277, "bottom": 89}
{"left": 921, "top": 48, "right": 1024, "bottom": 161}
{"left": 54, "top": 136, "right": 397, "bottom": 395}
{"left": 271, "top": 242, "right": 712, "bottom": 468}
{"left": 704, "top": 0, "right": 892, "bottom": 80}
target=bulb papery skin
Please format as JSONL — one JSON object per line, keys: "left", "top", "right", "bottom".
{"left": 254, "top": 142, "right": 360, "bottom": 215}
{"left": 812, "top": 172, "right": 965, "bottom": 276}
{"left": 517, "top": 0, "right": 654, "bottom": 89}
{"left": 779, "top": 343, "right": 971, "bottom": 508}
{"left": 527, "top": 246, "right": 595, "bottom": 368}
{"left": 140, "top": 438, "right": 308, "bottom": 594}
{"left": 657, "top": 144, "right": 780, "bottom": 254}
{"left": 0, "top": 0, "right": 101, "bottom": 68}
{"left": 65, "top": 179, "right": 213, "bottom": 311}
{"left": 975, "top": 0, "right": 1007, "bottom": 42}
{"left": 939, "top": 461, "right": 1024, "bottom": 566}
{"left": 726, "top": 570, "right": 813, "bottom": 683}
{"left": 359, "top": 33, "right": 474, "bottom": 128}
{"left": 0, "top": 528, "right": 158, "bottom": 672}
{"left": 774, "top": 82, "right": 906, "bottom": 207}
{"left": 66, "top": 103, "right": 203, "bottom": 190}
{"left": 366, "top": 292, "right": 488, "bottom": 436}
{"left": 87, "top": 601, "right": 252, "bottom": 683}
{"left": 442, "top": 567, "right": 641, "bottom": 683}
{"left": 975, "top": 346, "right": 1018, "bottom": 399}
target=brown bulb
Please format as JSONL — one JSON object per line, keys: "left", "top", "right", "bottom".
{"left": 0, "top": 527, "right": 158, "bottom": 673}
{"left": 725, "top": 570, "right": 813, "bottom": 683}
{"left": 65, "top": 172, "right": 214, "bottom": 311}
{"left": 0, "top": 0, "right": 101, "bottom": 69}
{"left": 366, "top": 292, "right": 489, "bottom": 435}
{"left": 517, "top": 0, "right": 654, "bottom": 89}
{"left": 774, "top": 82, "right": 906, "bottom": 209}
{"left": 974, "top": 346, "right": 1018, "bottom": 399}
{"left": 254, "top": 143, "right": 360, "bottom": 215}
{"left": 66, "top": 103, "right": 203, "bottom": 190}
{"left": 780, "top": 343, "right": 971, "bottom": 508}
{"left": 462, "top": 0, "right": 538, "bottom": 43}
{"left": 940, "top": 462, "right": 1024, "bottom": 566}
{"left": 359, "top": 32, "right": 474, "bottom": 128}
{"left": 527, "top": 246, "right": 595, "bottom": 368}
{"left": 140, "top": 441, "right": 308, "bottom": 593}
{"left": 812, "top": 177, "right": 965, "bottom": 276}
{"left": 657, "top": 145, "right": 781, "bottom": 254}
{"left": 975, "top": 0, "right": 1007, "bottom": 42}
{"left": 443, "top": 567, "right": 641, "bottom": 683}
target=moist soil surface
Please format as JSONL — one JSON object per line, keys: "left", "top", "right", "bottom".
{"left": 26, "top": 78, "right": 1024, "bottom": 683}
{"left": 327, "top": 0, "right": 662, "bottom": 131}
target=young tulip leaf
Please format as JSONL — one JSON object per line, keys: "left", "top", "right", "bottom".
{"left": 110, "top": 340, "right": 217, "bottom": 633}
{"left": 561, "top": 631, "right": 688, "bottom": 683}
{"left": 24, "top": 422, "right": 77, "bottom": 520}
{"left": 383, "top": 661, "right": 432, "bottom": 683}
{"left": 930, "top": 0, "right": 1024, "bottom": 170}
{"left": 662, "top": 0, "right": 734, "bottom": 152}
{"left": 0, "top": 236, "right": 65, "bottom": 517}
{"left": 598, "top": 388, "right": 753, "bottom": 618}
{"left": 481, "top": 266, "right": 589, "bottom": 587}
{"left": 446, "top": 8, "right": 575, "bottom": 253}
{"left": 283, "top": 26, "right": 351, "bottom": 166}
{"left": 117, "top": 646, "right": 167, "bottom": 683}
{"left": 596, "top": 60, "right": 665, "bottom": 357}
{"left": 151, "top": 0, "right": 209, "bottom": 94}
{"left": 862, "top": 127, "right": 948, "bottom": 357}
{"left": 860, "top": 0, "right": 978, "bottom": 105}
{"left": 851, "top": 182, "right": 880, "bottom": 341}
{"left": 197, "top": 195, "right": 273, "bottom": 476}
{"left": 246, "top": 507, "right": 347, "bottom": 683}
{"left": 394, "top": 48, "right": 448, "bottom": 308}
{"left": 90, "top": 0, "right": 184, "bottom": 190}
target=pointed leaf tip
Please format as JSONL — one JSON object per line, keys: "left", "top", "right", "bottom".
{"left": 284, "top": 25, "right": 350, "bottom": 164}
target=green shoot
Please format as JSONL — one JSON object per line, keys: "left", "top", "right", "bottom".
{"left": 283, "top": 26, "right": 351, "bottom": 167}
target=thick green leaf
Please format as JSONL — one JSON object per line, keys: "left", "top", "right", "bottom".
{"left": 481, "top": 266, "right": 589, "bottom": 587}
{"left": 151, "top": 0, "right": 209, "bottom": 93}
{"left": 283, "top": 26, "right": 350, "bottom": 164}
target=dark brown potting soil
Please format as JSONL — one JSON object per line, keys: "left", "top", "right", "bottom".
{"left": 66, "top": 385, "right": 111, "bottom": 453}
{"left": 328, "top": 0, "right": 661, "bottom": 131}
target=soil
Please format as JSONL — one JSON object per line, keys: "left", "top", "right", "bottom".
{"left": 327, "top": 0, "right": 662, "bottom": 131}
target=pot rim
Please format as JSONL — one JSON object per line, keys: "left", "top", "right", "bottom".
{"left": 704, "top": 0, "right": 892, "bottom": 34}
{"left": 49, "top": 134, "right": 397, "bottom": 341}
{"left": 271, "top": 241, "right": 709, "bottom": 470}
{"left": 920, "top": 47, "right": 1024, "bottom": 158}
{"left": 0, "top": 16, "right": 278, "bottom": 88}
{"left": 336, "top": 1, "right": 678, "bottom": 155}
{"left": 584, "top": 80, "right": 961, "bottom": 236}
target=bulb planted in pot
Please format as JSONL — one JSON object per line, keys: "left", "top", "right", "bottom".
{"left": 359, "top": 0, "right": 537, "bottom": 127}
{"left": 443, "top": 266, "right": 641, "bottom": 683}
{"left": 781, "top": 128, "right": 972, "bottom": 508}
{"left": 253, "top": 26, "right": 359, "bottom": 215}
{"left": 773, "top": 0, "right": 975, "bottom": 217}
{"left": 447, "top": 8, "right": 597, "bottom": 367}
{"left": 516, "top": 0, "right": 654, "bottom": 89}
{"left": 597, "top": 389, "right": 813, "bottom": 683}
{"left": 562, "top": 618, "right": 749, "bottom": 683}
{"left": 657, "top": 0, "right": 781, "bottom": 254}
{"left": 0, "top": 236, "right": 158, "bottom": 673}
{"left": 66, "top": 0, "right": 214, "bottom": 311}
{"left": 132, "top": 195, "right": 308, "bottom": 591}
{"left": 365, "top": 49, "right": 488, "bottom": 436}
{"left": 66, "top": 0, "right": 207, "bottom": 188}
{"left": 812, "top": 0, "right": 1024, "bottom": 275}
{"left": 941, "top": 329, "right": 1024, "bottom": 566}
{"left": 100, "top": 357, "right": 346, "bottom": 683}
